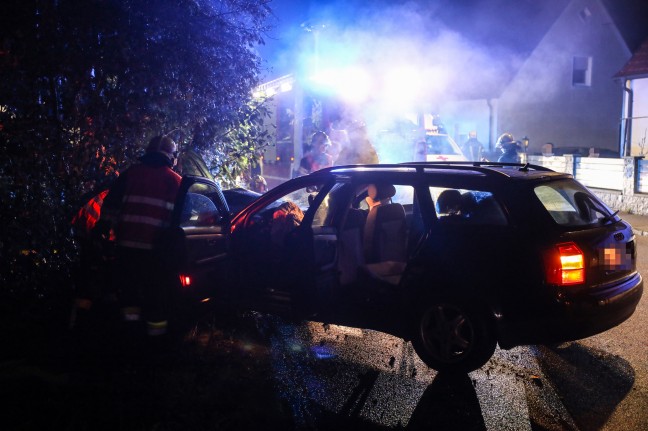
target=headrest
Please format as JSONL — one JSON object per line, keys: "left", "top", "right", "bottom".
{"left": 436, "top": 189, "right": 462, "bottom": 214}
{"left": 367, "top": 184, "right": 396, "bottom": 201}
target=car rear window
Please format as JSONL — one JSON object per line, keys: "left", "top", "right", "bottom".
{"left": 534, "top": 180, "right": 614, "bottom": 226}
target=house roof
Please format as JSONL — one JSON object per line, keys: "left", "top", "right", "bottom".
{"left": 614, "top": 38, "right": 648, "bottom": 79}
{"left": 439, "top": 0, "right": 648, "bottom": 99}
{"left": 412, "top": 0, "right": 571, "bottom": 101}
{"left": 436, "top": 0, "right": 569, "bottom": 58}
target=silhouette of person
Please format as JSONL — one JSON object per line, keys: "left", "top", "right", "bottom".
{"left": 461, "top": 131, "right": 484, "bottom": 161}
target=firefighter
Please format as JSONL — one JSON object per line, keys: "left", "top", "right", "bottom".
{"left": 496, "top": 133, "right": 521, "bottom": 163}
{"left": 297, "top": 131, "right": 334, "bottom": 176}
{"left": 69, "top": 188, "right": 114, "bottom": 329}
{"left": 461, "top": 131, "right": 485, "bottom": 161}
{"left": 96, "top": 135, "right": 182, "bottom": 341}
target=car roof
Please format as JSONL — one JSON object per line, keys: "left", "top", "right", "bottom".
{"left": 322, "top": 162, "right": 571, "bottom": 182}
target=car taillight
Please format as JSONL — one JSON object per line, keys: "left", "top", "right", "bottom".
{"left": 545, "top": 242, "right": 585, "bottom": 285}
{"left": 179, "top": 274, "right": 192, "bottom": 287}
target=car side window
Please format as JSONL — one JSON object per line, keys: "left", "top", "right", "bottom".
{"left": 180, "top": 183, "right": 223, "bottom": 227}
{"left": 431, "top": 187, "right": 507, "bottom": 226}
{"left": 248, "top": 182, "right": 327, "bottom": 248}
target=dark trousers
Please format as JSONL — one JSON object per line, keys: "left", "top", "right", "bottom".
{"left": 115, "top": 246, "right": 173, "bottom": 324}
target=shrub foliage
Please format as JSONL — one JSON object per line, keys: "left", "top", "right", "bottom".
{"left": 0, "top": 0, "right": 272, "bottom": 302}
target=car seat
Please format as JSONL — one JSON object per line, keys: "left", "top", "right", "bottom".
{"left": 362, "top": 184, "right": 408, "bottom": 285}
{"left": 338, "top": 208, "right": 368, "bottom": 285}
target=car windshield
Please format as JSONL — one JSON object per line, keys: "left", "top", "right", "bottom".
{"left": 534, "top": 180, "right": 615, "bottom": 226}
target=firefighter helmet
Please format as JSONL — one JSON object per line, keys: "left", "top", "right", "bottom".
{"left": 496, "top": 133, "right": 516, "bottom": 148}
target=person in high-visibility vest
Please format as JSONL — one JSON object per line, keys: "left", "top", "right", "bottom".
{"left": 96, "top": 135, "right": 182, "bottom": 339}
{"left": 70, "top": 189, "right": 114, "bottom": 329}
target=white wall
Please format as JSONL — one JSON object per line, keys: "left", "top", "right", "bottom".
{"left": 630, "top": 78, "right": 648, "bottom": 156}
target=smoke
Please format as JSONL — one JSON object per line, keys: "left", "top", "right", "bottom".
{"left": 268, "top": 0, "right": 532, "bottom": 162}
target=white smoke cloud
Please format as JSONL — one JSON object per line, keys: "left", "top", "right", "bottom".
{"left": 270, "top": 0, "right": 527, "bottom": 162}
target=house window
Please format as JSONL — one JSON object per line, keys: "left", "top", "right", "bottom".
{"left": 572, "top": 56, "right": 592, "bottom": 86}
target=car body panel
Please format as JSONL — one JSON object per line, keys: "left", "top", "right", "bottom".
{"left": 171, "top": 176, "right": 232, "bottom": 301}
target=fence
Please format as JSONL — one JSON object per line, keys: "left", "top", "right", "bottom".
{"left": 528, "top": 155, "right": 648, "bottom": 215}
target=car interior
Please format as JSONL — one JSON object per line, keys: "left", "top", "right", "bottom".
{"left": 336, "top": 183, "right": 416, "bottom": 287}
{"left": 222, "top": 179, "right": 508, "bottom": 299}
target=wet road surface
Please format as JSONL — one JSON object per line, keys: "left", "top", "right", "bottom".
{"left": 239, "top": 309, "right": 643, "bottom": 430}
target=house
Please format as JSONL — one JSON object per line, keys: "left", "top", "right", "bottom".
{"left": 437, "top": 0, "right": 648, "bottom": 157}
{"left": 615, "top": 37, "right": 648, "bottom": 157}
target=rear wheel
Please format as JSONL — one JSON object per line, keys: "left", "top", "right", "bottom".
{"left": 412, "top": 300, "right": 496, "bottom": 373}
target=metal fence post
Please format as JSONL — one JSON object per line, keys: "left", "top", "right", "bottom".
{"left": 564, "top": 155, "right": 575, "bottom": 176}
{"left": 623, "top": 157, "right": 637, "bottom": 197}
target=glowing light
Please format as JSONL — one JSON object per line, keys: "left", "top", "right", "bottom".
{"left": 310, "top": 345, "right": 337, "bottom": 359}
{"left": 179, "top": 274, "right": 191, "bottom": 287}
{"left": 310, "top": 66, "right": 373, "bottom": 103}
{"left": 265, "top": 87, "right": 277, "bottom": 97}
{"left": 382, "top": 66, "right": 422, "bottom": 108}
{"left": 545, "top": 242, "right": 585, "bottom": 285}
{"left": 280, "top": 82, "right": 293, "bottom": 92}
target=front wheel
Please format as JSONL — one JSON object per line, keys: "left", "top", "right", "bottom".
{"left": 412, "top": 301, "right": 496, "bottom": 374}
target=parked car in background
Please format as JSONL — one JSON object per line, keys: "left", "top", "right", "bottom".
{"left": 420, "top": 133, "right": 467, "bottom": 162}
{"left": 169, "top": 161, "right": 643, "bottom": 373}
{"left": 222, "top": 188, "right": 262, "bottom": 215}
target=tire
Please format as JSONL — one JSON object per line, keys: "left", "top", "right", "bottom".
{"left": 412, "top": 300, "right": 496, "bottom": 374}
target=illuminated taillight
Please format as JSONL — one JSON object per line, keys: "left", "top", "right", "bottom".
{"left": 545, "top": 242, "right": 585, "bottom": 285}
{"left": 179, "top": 274, "right": 192, "bottom": 287}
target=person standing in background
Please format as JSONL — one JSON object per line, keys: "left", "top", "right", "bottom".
{"left": 496, "top": 133, "right": 521, "bottom": 163}
{"left": 461, "top": 131, "right": 484, "bottom": 161}
{"left": 297, "top": 131, "right": 334, "bottom": 176}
